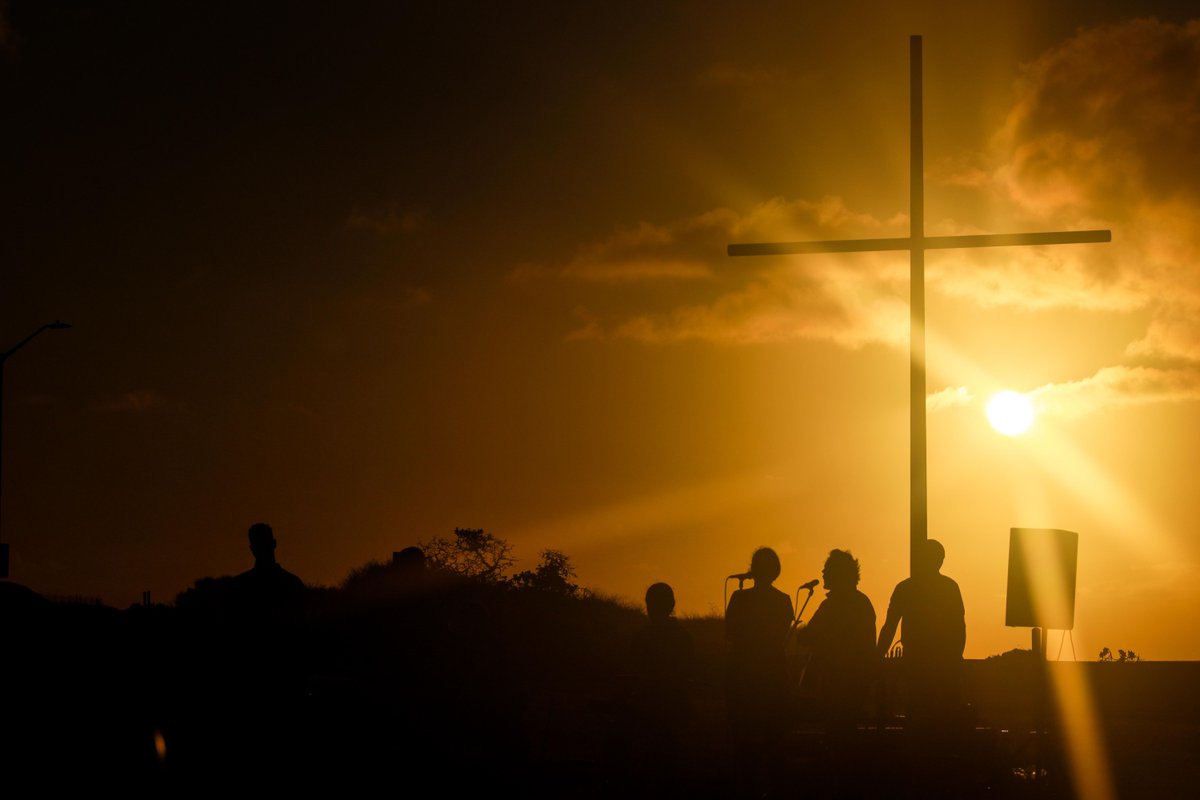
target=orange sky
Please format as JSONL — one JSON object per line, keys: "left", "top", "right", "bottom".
{"left": 2, "top": 2, "right": 1198, "bottom": 659}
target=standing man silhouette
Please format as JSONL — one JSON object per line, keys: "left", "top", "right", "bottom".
{"left": 877, "top": 538, "right": 965, "bottom": 741}
{"left": 227, "top": 522, "right": 307, "bottom": 777}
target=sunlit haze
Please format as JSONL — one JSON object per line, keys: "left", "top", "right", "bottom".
{"left": 987, "top": 391, "right": 1035, "bottom": 436}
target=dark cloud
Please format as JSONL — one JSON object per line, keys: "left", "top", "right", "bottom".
{"left": 345, "top": 207, "right": 426, "bottom": 237}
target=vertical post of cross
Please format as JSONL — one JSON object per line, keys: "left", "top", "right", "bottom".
{"left": 909, "top": 35, "right": 927, "bottom": 575}
{"left": 725, "top": 36, "right": 1109, "bottom": 582}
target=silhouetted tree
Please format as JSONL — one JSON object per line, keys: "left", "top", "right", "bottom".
{"left": 420, "top": 528, "right": 514, "bottom": 582}
{"left": 511, "top": 549, "right": 580, "bottom": 596}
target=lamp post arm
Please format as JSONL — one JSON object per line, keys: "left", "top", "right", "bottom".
{"left": 3, "top": 324, "right": 56, "bottom": 362}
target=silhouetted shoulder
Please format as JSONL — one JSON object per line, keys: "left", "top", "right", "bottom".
{"left": 891, "top": 573, "right": 961, "bottom": 611}
{"left": 726, "top": 585, "right": 793, "bottom": 650}
{"left": 797, "top": 588, "right": 875, "bottom": 650}
{"left": 632, "top": 618, "right": 694, "bottom": 668}
{"left": 236, "top": 563, "right": 304, "bottom": 590}
{"left": 848, "top": 587, "right": 876, "bottom": 619}
{"left": 726, "top": 584, "right": 789, "bottom": 616}
{"left": 886, "top": 572, "right": 963, "bottom": 661}
{"left": 232, "top": 564, "right": 306, "bottom": 620}
{"left": 938, "top": 573, "right": 964, "bottom": 605}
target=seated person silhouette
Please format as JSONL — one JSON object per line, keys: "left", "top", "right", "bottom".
{"left": 877, "top": 538, "right": 965, "bottom": 738}
{"left": 725, "top": 547, "right": 794, "bottom": 795}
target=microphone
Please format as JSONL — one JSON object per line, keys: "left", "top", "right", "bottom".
{"left": 799, "top": 578, "right": 819, "bottom": 591}
{"left": 727, "top": 572, "right": 753, "bottom": 581}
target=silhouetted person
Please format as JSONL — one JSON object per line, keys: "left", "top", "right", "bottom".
{"left": 624, "top": 582, "right": 695, "bottom": 791}
{"left": 877, "top": 538, "right": 965, "bottom": 746}
{"left": 793, "top": 549, "right": 876, "bottom": 791}
{"left": 725, "top": 547, "right": 794, "bottom": 797}
{"left": 234, "top": 522, "right": 306, "bottom": 622}
{"left": 226, "top": 522, "right": 307, "bottom": 776}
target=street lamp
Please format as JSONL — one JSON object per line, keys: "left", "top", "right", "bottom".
{"left": 0, "top": 320, "right": 71, "bottom": 579}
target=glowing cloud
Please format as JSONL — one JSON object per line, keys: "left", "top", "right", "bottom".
{"left": 554, "top": 196, "right": 909, "bottom": 344}
{"left": 552, "top": 19, "right": 1200, "bottom": 420}
{"left": 609, "top": 263, "right": 908, "bottom": 347}
{"left": 926, "top": 385, "right": 973, "bottom": 412}
{"left": 1030, "top": 365, "right": 1200, "bottom": 419}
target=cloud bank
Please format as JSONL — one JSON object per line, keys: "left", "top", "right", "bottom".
{"left": 1030, "top": 365, "right": 1200, "bottom": 419}
{"left": 991, "top": 17, "right": 1200, "bottom": 362}
{"left": 548, "top": 18, "right": 1200, "bottom": 418}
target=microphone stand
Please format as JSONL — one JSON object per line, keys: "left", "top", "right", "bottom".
{"left": 723, "top": 575, "right": 747, "bottom": 617}
{"left": 789, "top": 583, "right": 819, "bottom": 694}
{"left": 791, "top": 583, "right": 817, "bottom": 631}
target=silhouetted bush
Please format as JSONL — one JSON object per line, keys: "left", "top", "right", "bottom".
{"left": 511, "top": 549, "right": 580, "bottom": 597}
{"left": 174, "top": 574, "right": 238, "bottom": 611}
{"left": 420, "top": 527, "right": 515, "bottom": 582}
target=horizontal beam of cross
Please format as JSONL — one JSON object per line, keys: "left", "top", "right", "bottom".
{"left": 728, "top": 229, "right": 1111, "bottom": 257}
{"left": 722, "top": 36, "right": 1112, "bottom": 579}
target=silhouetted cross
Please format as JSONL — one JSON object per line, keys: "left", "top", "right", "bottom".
{"left": 727, "top": 36, "right": 1110, "bottom": 575}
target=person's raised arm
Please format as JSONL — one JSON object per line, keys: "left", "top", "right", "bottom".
{"left": 877, "top": 591, "right": 902, "bottom": 658}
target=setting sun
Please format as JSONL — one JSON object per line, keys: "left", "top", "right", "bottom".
{"left": 986, "top": 390, "right": 1035, "bottom": 436}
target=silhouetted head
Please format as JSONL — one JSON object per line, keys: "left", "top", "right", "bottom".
{"left": 918, "top": 539, "right": 946, "bottom": 576}
{"left": 248, "top": 522, "right": 277, "bottom": 567}
{"left": 822, "top": 549, "right": 860, "bottom": 592}
{"left": 645, "top": 582, "right": 675, "bottom": 620}
{"left": 749, "top": 547, "right": 781, "bottom": 586}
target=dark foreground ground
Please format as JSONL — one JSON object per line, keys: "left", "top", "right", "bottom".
{"left": 1, "top": 578, "right": 1196, "bottom": 797}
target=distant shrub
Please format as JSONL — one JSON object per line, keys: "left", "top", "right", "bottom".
{"left": 339, "top": 559, "right": 391, "bottom": 593}
{"left": 1098, "top": 647, "right": 1140, "bottom": 662}
{"left": 511, "top": 549, "right": 579, "bottom": 597}
{"left": 420, "top": 528, "right": 514, "bottom": 582}
{"left": 174, "top": 575, "right": 238, "bottom": 610}
{"left": 985, "top": 648, "right": 1037, "bottom": 662}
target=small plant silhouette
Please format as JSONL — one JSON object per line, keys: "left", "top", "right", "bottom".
{"left": 1098, "top": 647, "right": 1140, "bottom": 662}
